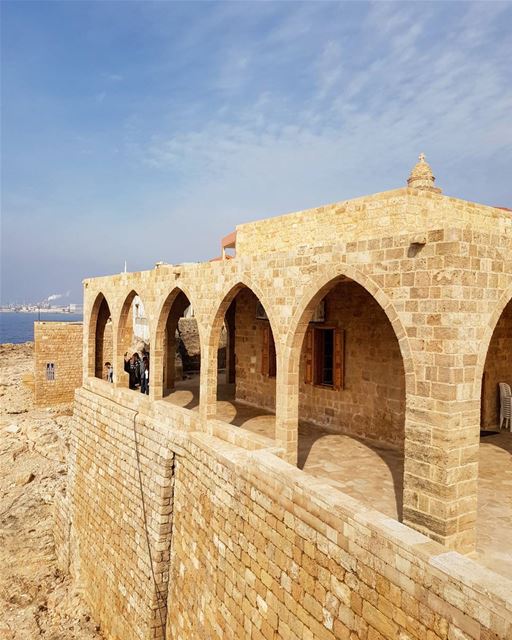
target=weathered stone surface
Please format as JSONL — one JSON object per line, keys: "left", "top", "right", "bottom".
{"left": 53, "top": 176, "right": 512, "bottom": 639}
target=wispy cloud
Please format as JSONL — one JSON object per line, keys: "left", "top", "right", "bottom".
{"left": 143, "top": 1, "right": 511, "bottom": 209}
{"left": 2, "top": 1, "right": 511, "bottom": 303}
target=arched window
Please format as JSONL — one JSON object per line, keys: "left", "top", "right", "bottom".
{"left": 152, "top": 287, "right": 205, "bottom": 408}
{"left": 89, "top": 293, "right": 113, "bottom": 380}
{"left": 117, "top": 291, "right": 150, "bottom": 392}
{"left": 210, "top": 284, "right": 277, "bottom": 434}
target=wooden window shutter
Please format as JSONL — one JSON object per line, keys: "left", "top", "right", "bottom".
{"left": 261, "top": 324, "right": 270, "bottom": 376}
{"left": 334, "top": 329, "right": 344, "bottom": 390}
{"left": 304, "top": 326, "right": 313, "bottom": 384}
{"left": 268, "top": 331, "right": 276, "bottom": 378}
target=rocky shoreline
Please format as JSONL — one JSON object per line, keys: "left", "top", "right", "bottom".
{"left": 0, "top": 342, "right": 102, "bottom": 639}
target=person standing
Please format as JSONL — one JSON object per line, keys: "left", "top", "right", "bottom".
{"left": 141, "top": 356, "right": 149, "bottom": 395}
{"left": 104, "top": 362, "right": 113, "bottom": 383}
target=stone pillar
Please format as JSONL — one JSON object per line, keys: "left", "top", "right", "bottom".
{"left": 115, "top": 304, "right": 132, "bottom": 389}
{"left": 94, "top": 303, "right": 110, "bottom": 379}
{"left": 199, "top": 333, "right": 218, "bottom": 423}
{"left": 164, "top": 318, "right": 180, "bottom": 393}
{"left": 150, "top": 320, "right": 164, "bottom": 401}
{"left": 402, "top": 364, "right": 480, "bottom": 553}
{"left": 225, "top": 301, "right": 236, "bottom": 384}
{"left": 275, "top": 346, "right": 299, "bottom": 465}
{"left": 84, "top": 306, "right": 94, "bottom": 382}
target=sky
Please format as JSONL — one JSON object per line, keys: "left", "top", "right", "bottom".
{"left": 1, "top": 1, "right": 511, "bottom": 305}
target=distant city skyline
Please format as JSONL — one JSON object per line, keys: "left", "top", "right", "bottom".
{"left": 2, "top": 1, "right": 511, "bottom": 304}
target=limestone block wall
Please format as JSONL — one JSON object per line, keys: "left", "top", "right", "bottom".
{"left": 297, "top": 281, "right": 405, "bottom": 446}
{"left": 34, "top": 321, "right": 83, "bottom": 406}
{"left": 233, "top": 287, "right": 277, "bottom": 411}
{"left": 481, "top": 298, "right": 512, "bottom": 428}
{"left": 57, "top": 386, "right": 512, "bottom": 640}
{"left": 167, "top": 431, "right": 512, "bottom": 640}
{"left": 67, "top": 385, "right": 180, "bottom": 640}
{"left": 234, "top": 188, "right": 512, "bottom": 257}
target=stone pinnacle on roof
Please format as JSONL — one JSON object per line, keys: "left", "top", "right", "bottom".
{"left": 407, "top": 153, "right": 442, "bottom": 193}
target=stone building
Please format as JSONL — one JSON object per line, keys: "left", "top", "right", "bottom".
{"left": 56, "top": 156, "right": 512, "bottom": 640}
{"left": 34, "top": 320, "right": 83, "bottom": 406}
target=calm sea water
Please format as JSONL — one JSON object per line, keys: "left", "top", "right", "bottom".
{"left": 0, "top": 312, "right": 83, "bottom": 344}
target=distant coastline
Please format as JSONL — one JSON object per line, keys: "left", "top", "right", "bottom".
{"left": 0, "top": 307, "right": 82, "bottom": 314}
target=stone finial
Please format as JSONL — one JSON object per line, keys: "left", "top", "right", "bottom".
{"left": 407, "top": 153, "right": 442, "bottom": 193}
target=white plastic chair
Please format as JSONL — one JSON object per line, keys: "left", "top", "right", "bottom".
{"left": 499, "top": 383, "right": 512, "bottom": 431}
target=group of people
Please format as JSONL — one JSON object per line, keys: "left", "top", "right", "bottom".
{"left": 104, "top": 349, "right": 150, "bottom": 394}
{"left": 124, "top": 350, "right": 150, "bottom": 394}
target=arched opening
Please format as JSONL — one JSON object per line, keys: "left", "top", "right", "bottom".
{"left": 294, "top": 276, "right": 406, "bottom": 519}
{"left": 477, "top": 296, "right": 512, "bottom": 577}
{"left": 90, "top": 293, "right": 113, "bottom": 381}
{"left": 212, "top": 285, "right": 277, "bottom": 436}
{"left": 157, "top": 289, "right": 203, "bottom": 409}
{"left": 117, "top": 290, "right": 150, "bottom": 392}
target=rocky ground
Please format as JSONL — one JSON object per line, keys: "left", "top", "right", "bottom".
{"left": 0, "top": 343, "right": 102, "bottom": 639}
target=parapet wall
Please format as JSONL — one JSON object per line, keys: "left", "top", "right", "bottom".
{"left": 234, "top": 188, "right": 512, "bottom": 257}
{"left": 34, "top": 321, "right": 83, "bottom": 406}
{"left": 58, "top": 386, "right": 512, "bottom": 640}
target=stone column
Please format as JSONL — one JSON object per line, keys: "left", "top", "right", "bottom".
{"left": 275, "top": 345, "right": 299, "bottom": 465}
{"left": 402, "top": 358, "right": 480, "bottom": 553}
{"left": 114, "top": 304, "right": 131, "bottom": 389}
{"left": 225, "top": 302, "right": 236, "bottom": 384}
{"left": 199, "top": 338, "right": 218, "bottom": 423}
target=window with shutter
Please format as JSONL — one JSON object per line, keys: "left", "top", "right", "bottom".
{"left": 268, "top": 330, "right": 276, "bottom": 378}
{"left": 304, "top": 326, "right": 313, "bottom": 384}
{"left": 261, "top": 324, "right": 276, "bottom": 378}
{"left": 261, "top": 324, "right": 269, "bottom": 375}
{"left": 334, "top": 329, "right": 344, "bottom": 390}
{"left": 306, "top": 327, "right": 344, "bottom": 389}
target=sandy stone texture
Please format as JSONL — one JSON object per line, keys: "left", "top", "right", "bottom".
{"left": 0, "top": 342, "right": 102, "bottom": 640}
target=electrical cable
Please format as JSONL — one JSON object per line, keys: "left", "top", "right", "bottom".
{"left": 93, "top": 393, "right": 168, "bottom": 635}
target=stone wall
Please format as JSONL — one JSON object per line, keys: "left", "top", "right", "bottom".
{"left": 481, "top": 298, "right": 512, "bottom": 429}
{"left": 34, "top": 321, "right": 83, "bottom": 406}
{"left": 297, "top": 281, "right": 405, "bottom": 446}
{"left": 233, "top": 287, "right": 277, "bottom": 411}
{"left": 233, "top": 282, "right": 405, "bottom": 447}
{"left": 59, "top": 387, "right": 512, "bottom": 640}
{"left": 168, "top": 430, "right": 512, "bottom": 640}
{"left": 235, "top": 189, "right": 512, "bottom": 257}
{"left": 64, "top": 384, "right": 183, "bottom": 640}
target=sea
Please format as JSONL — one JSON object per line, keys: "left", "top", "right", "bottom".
{"left": 0, "top": 312, "right": 84, "bottom": 344}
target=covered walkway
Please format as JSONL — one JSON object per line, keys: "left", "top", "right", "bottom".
{"left": 164, "top": 374, "right": 512, "bottom": 580}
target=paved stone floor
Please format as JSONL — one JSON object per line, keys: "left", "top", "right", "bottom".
{"left": 164, "top": 375, "right": 512, "bottom": 580}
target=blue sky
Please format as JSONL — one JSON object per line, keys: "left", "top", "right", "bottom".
{"left": 1, "top": 1, "right": 511, "bottom": 304}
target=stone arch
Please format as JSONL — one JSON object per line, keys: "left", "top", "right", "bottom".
{"left": 88, "top": 292, "right": 113, "bottom": 379}
{"left": 115, "top": 289, "right": 150, "bottom": 388}
{"left": 286, "top": 264, "right": 415, "bottom": 394}
{"left": 206, "top": 277, "right": 280, "bottom": 357}
{"left": 201, "top": 278, "right": 280, "bottom": 419}
{"left": 275, "top": 263, "right": 414, "bottom": 475}
{"left": 476, "top": 282, "right": 512, "bottom": 397}
{"left": 478, "top": 283, "right": 512, "bottom": 429}
{"left": 152, "top": 285, "right": 199, "bottom": 400}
